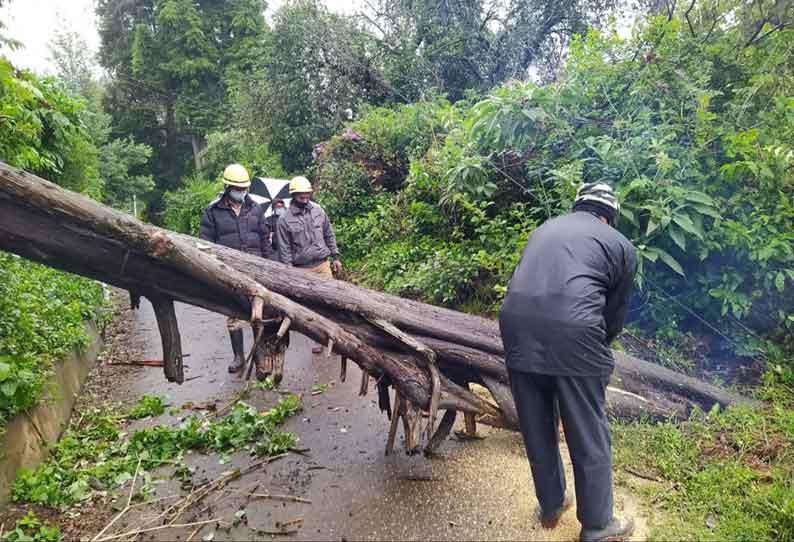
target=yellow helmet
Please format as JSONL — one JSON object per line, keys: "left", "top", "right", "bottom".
{"left": 223, "top": 164, "right": 251, "bottom": 188}
{"left": 288, "top": 176, "right": 313, "bottom": 194}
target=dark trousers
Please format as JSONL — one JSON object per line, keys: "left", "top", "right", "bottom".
{"left": 508, "top": 369, "right": 613, "bottom": 529}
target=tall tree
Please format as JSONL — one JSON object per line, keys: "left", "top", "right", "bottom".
{"left": 233, "top": 0, "right": 389, "bottom": 172}
{"left": 49, "top": 25, "right": 155, "bottom": 215}
{"left": 360, "top": 0, "right": 630, "bottom": 99}
{"left": 96, "top": 0, "right": 268, "bottom": 215}
{"left": 48, "top": 30, "right": 97, "bottom": 98}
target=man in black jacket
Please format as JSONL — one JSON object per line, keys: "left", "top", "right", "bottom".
{"left": 499, "top": 183, "right": 637, "bottom": 542}
{"left": 199, "top": 164, "right": 273, "bottom": 377}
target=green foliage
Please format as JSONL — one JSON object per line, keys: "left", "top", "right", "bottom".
{"left": 46, "top": 28, "right": 156, "bottom": 216}
{"left": 362, "top": 0, "right": 628, "bottom": 100}
{"left": 0, "top": 57, "right": 100, "bottom": 196}
{"left": 162, "top": 175, "right": 223, "bottom": 235}
{"left": 1, "top": 511, "right": 61, "bottom": 542}
{"left": 231, "top": 0, "right": 386, "bottom": 172}
{"left": 0, "top": 54, "right": 108, "bottom": 425}
{"left": 613, "top": 385, "right": 794, "bottom": 541}
{"left": 99, "top": 138, "right": 155, "bottom": 215}
{"left": 96, "top": 0, "right": 268, "bottom": 198}
{"left": 253, "top": 377, "right": 276, "bottom": 392}
{"left": 13, "top": 396, "right": 303, "bottom": 507}
{"left": 126, "top": 395, "right": 167, "bottom": 420}
{"left": 0, "top": 254, "right": 106, "bottom": 424}
{"left": 317, "top": 8, "right": 794, "bottom": 356}
{"left": 202, "top": 129, "right": 286, "bottom": 181}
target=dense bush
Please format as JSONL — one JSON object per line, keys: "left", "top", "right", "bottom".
{"left": 0, "top": 254, "right": 105, "bottom": 423}
{"left": 313, "top": 14, "right": 794, "bottom": 366}
{"left": 0, "top": 57, "right": 108, "bottom": 424}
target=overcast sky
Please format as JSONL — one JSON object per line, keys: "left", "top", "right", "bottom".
{"left": 0, "top": 0, "right": 361, "bottom": 74}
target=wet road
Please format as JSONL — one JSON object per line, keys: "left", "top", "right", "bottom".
{"left": 114, "top": 299, "right": 644, "bottom": 541}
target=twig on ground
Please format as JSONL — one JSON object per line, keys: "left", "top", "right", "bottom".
{"left": 225, "top": 489, "right": 312, "bottom": 504}
{"left": 127, "top": 457, "right": 142, "bottom": 507}
{"left": 94, "top": 518, "right": 222, "bottom": 542}
{"left": 108, "top": 360, "right": 164, "bottom": 367}
{"left": 215, "top": 383, "right": 251, "bottom": 418}
{"left": 91, "top": 457, "right": 142, "bottom": 542}
{"left": 623, "top": 465, "right": 662, "bottom": 482}
{"left": 185, "top": 524, "right": 205, "bottom": 542}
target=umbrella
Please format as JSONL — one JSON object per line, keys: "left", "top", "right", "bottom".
{"left": 249, "top": 177, "right": 291, "bottom": 216}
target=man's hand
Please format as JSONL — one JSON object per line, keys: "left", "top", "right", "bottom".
{"left": 332, "top": 259, "right": 343, "bottom": 275}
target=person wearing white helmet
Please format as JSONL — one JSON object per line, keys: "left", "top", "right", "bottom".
{"left": 199, "top": 164, "right": 274, "bottom": 379}
{"left": 499, "top": 182, "right": 637, "bottom": 542}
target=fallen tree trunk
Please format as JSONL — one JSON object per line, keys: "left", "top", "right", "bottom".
{"left": 0, "top": 162, "right": 758, "bottom": 454}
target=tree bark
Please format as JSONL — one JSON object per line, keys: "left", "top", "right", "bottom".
{"left": 148, "top": 295, "right": 184, "bottom": 383}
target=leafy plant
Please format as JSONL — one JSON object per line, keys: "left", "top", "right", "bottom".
{"left": 126, "top": 395, "right": 167, "bottom": 420}
{"left": 1, "top": 511, "right": 60, "bottom": 542}
{"left": 311, "top": 383, "right": 329, "bottom": 395}
{"left": 0, "top": 254, "right": 106, "bottom": 425}
{"left": 162, "top": 175, "right": 222, "bottom": 235}
{"left": 13, "top": 395, "right": 303, "bottom": 507}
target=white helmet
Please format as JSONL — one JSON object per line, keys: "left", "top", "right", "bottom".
{"left": 574, "top": 182, "right": 619, "bottom": 211}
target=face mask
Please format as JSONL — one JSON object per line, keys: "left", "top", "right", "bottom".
{"left": 275, "top": 207, "right": 286, "bottom": 217}
{"left": 228, "top": 190, "right": 246, "bottom": 203}
{"left": 293, "top": 199, "right": 308, "bottom": 208}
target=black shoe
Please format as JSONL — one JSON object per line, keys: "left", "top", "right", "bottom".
{"left": 580, "top": 516, "right": 635, "bottom": 542}
{"left": 228, "top": 329, "right": 245, "bottom": 374}
{"left": 537, "top": 493, "right": 573, "bottom": 529}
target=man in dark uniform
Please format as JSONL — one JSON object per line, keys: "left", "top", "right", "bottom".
{"left": 499, "top": 183, "right": 637, "bottom": 542}
{"left": 265, "top": 198, "right": 286, "bottom": 259}
{"left": 199, "top": 163, "right": 273, "bottom": 379}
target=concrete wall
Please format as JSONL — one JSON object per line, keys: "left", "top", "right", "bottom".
{"left": 0, "top": 322, "right": 102, "bottom": 506}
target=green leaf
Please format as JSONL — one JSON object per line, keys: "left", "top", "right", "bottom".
{"left": 1, "top": 380, "right": 18, "bottom": 398}
{"left": 692, "top": 204, "right": 721, "bottom": 219}
{"left": 113, "top": 472, "right": 133, "bottom": 487}
{"left": 683, "top": 191, "right": 715, "bottom": 206}
{"left": 655, "top": 248, "right": 685, "bottom": 276}
{"left": 642, "top": 248, "right": 659, "bottom": 262}
{"left": 672, "top": 213, "right": 704, "bottom": 239}
{"left": 620, "top": 207, "right": 637, "bottom": 225}
{"left": 669, "top": 226, "right": 686, "bottom": 251}
{"left": 646, "top": 220, "right": 659, "bottom": 236}
{"left": 0, "top": 362, "right": 11, "bottom": 382}
{"left": 775, "top": 272, "right": 785, "bottom": 293}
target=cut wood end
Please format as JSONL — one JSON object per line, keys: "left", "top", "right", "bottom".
{"left": 276, "top": 317, "right": 292, "bottom": 339}
{"left": 149, "top": 231, "right": 171, "bottom": 258}
{"left": 250, "top": 296, "right": 265, "bottom": 323}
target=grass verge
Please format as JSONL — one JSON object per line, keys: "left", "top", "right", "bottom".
{"left": 612, "top": 378, "right": 794, "bottom": 541}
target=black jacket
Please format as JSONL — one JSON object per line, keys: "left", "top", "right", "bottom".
{"left": 265, "top": 213, "right": 281, "bottom": 258}
{"left": 199, "top": 194, "right": 272, "bottom": 258}
{"left": 499, "top": 212, "right": 637, "bottom": 376}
